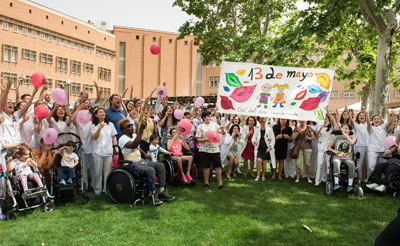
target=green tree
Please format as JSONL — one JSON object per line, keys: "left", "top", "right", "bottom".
{"left": 173, "top": 0, "right": 297, "bottom": 65}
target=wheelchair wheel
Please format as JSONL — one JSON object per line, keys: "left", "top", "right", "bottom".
{"left": 106, "top": 169, "right": 136, "bottom": 204}
{"left": 326, "top": 181, "right": 333, "bottom": 195}
{"left": 163, "top": 159, "right": 175, "bottom": 185}
{"left": 355, "top": 185, "right": 364, "bottom": 197}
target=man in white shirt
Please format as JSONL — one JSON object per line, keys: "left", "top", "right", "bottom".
{"left": 118, "top": 119, "right": 175, "bottom": 206}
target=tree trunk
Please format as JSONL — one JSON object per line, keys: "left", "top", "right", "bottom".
{"left": 361, "top": 83, "right": 370, "bottom": 110}
{"left": 369, "top": 34, "right": 391, "bottom": 115}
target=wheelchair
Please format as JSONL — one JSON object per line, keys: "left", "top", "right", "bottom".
{"left": 106, "top": 150, "right": 157, "bottom": 206}
{"left": 1, "top": 149, "right": 54, "bottom": 220}
{"left": 49, "top": 133, "right": 89, "bottom": 204}
{"left": 161, "top": 148, "right": 198, "bottom": 186}
{"left": 325, "top": 130, "right": 363, "bottom": 197}
{"left": 367, "top": 158, "right": 400, "bottom": 198}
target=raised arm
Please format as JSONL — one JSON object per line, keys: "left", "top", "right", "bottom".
{"left": 93, "top": 81, "right": 100, "bottom": 104}
{"left": 20, "top": 86, "right": 39, "bottom": 118}
{"left": 46, "top": 103, "right": 58, "bottom": 123}
{"left": 124, "top": 120, "right": 147, "bottom": 149}
{"left": 15, "top": 78, "right": 22, "bottom": 103}
{"left": 0, "top": 78, "right": 13, "bottom": 112}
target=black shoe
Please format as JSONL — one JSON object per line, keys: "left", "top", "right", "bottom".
{"left": 218, "top": 185, "right": 226, "bottom": 190}
{"left": 203, "top": 184, "right": 209, "bottom": 190}
{"left": 158, "top": 191, "right": 175, "bottom": 202}
{"left": 150, "top": 195, "right": 163, "bottom": 206}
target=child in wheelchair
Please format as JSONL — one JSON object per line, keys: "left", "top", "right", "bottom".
{"left": 148, "top": 134, "right": 171, "bottom": 162}
{"left": 7, "top": 146, "right": 45, "bottom": 194}
{"left": 167, "top": 128, "right": 193, "bottom": 183}
{"left": 58, "top": 141, "right": 79, "bottom": 185}
{"left": 366, "top": 144, "right": 400, "bottom": 193}
{"left": 327, "top": 124, "right": 357, "bottom": 192}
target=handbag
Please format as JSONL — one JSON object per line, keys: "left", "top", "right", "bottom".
{"left": 290, "top": 141, "right": 300, "bottom": 159}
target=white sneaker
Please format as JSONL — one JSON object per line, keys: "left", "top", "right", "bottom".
{"left": 236, "top": 167, "right": 242, "bottom": 174}
{"left": 315, "top": 182, "right": 320, "bottom": 186}
{"left": 375, "top": 184, "right": 386, "bottom": 192}
{"left": 366, "top": 183, "right": 379, "bottom": 190}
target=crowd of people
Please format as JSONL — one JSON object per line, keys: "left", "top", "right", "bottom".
{"left": 1, "top": 77, "right": 400, "bottom": 218}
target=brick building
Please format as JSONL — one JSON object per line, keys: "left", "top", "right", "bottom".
{"left": 112, "top": 26, "right": 198, "bottom": 98}
{"left": 0, "top": 0, "right": 115, "bottom": 102}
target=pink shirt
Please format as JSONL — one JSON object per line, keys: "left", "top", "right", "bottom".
{"left": 169, "top": 140, "right": 183, "bottom": 156}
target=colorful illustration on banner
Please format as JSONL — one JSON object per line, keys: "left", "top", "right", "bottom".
{"left": 308, "top": 85, "right": 323, "bottom": 93}
{"left": 318, "top": 91, "right": 329, "bottom": 103}
{"left": 220, "top": 96, "right": 235, "bottom": 110}
{"left": 272, "top": 83, "right": 288, "bottom": 108}
{"left": 313, "top": 107, "right": 324, "bottom": 120}
{"left": 230, "top": 85, "right": 257, "bottom": 103}
{"left": 256, "top": 83, "right": 272, "bottom": 109}
{"left": 316, "top": 73, "right": 331, "bottom": 89}
{"left": 225, "top": 73, "right": 242, "bottom": 88}
{"left": 299, "top": 97, "right": 321, "bottom": 111}
{"left": 236, "top": 70, "right": 246, "bottom": 76}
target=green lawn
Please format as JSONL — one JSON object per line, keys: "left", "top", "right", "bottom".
{"left": 0, "top": 176, "right": 397, "bottom": 246}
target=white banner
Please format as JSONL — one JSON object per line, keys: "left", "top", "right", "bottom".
{"left": 216, "top": 61, "right": 335, "bottom": 124}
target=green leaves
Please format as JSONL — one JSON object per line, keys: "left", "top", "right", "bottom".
{"left": 225, "top": 73, "right": 242, "bottom": 88}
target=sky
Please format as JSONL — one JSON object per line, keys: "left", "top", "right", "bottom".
{"left": 32, "top": 0, "right": 308, "bottom": 33}
{"left": 31, "top": 0, "right": 192, "bottom": 32}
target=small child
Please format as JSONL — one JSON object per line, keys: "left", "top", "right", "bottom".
{"left": 7, "top": 146, "right": 44, "bottom": 194}
{"left": 167, "top": 128, "right": 193, "bottom": 183}
{"left": 148, "top": 134, "right": 170, "bottom": 162}
{"left": 58, "top": 141, "right": 79, "bottom": 185}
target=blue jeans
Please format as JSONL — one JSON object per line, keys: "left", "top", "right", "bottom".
{"left": 58, "top": 166, "right": 76, "bottom": 180}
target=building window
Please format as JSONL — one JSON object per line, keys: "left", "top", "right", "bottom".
{"left": 89, "top": 47, "right": 94, "bottom": 54}
{"left": 56, "top": 80, "right": 66, "bottom": 89}
{"left": 56, "top": 37, "right": 61, "bottom": 44}
{"left": 169, "top": 39, "right": 172, "bottom": 44}
{"left": 56, "top": 57, "right": 68, "bottom": 72}
{"left": 71, "top": 60, "right": 81, "bottom": 74}
{"left": 111, "top": 55, "right": 115, "bottom": 60}
{"left": 12, "top": 23, "right": 18, "bottom": 33}
{"left": 343, "top": 90, "right": 355, "bottom": 98}
{"left": 24, "top": 75, "right": 31, "bottom": 85}
{"left": 212, "top": 63, "right": 216, "bottom": 68}
{"left": 63, "top": 39, "right": 68, "bottom": 46}
{"left": 1, "top": 72, "right": 17, "bottom": 89}
{"left": 83, "top": 46, "right": 87, "bottom": 52}
{"left": 2, "top": 17, "right": 8, "bottom": 30}
{"left": 330, "top": 90, "right": 339, "bottom": 98}
{"left": 209, "top": 76, "right": 220, "bottom": 87}
{"left": 71, "top": 82, "right": 81, "bottom": 96}
{"left": 101, "top": 52, "right": 104, "bottom": 58}
{"left": 206, "top": 64, "right": 210, "bottom": 68}
{"left": 83, "top": 84, "right": 93, "bottom": 94}
{"left": 40, "top": 53, "right": 53, "bottom": 64}
{"left": 96, "top": 50, "right": 99, "bottom": 56}
{"left": 152, "top": 37, "right": 156, "bottom": 42}
{"left": 23, "top": 49, "right": 36, "bottom": 61}
{"left": 106, "top": 53, "right": 109, "bottom": 59}
{"left": 48, "top": 34, "right": 53, "bottom": 42}
{"left": 77, "top": 44, "right": 81, "bottom": 50}
{"left": 40, "top": 30, "right": 45, "bottom": 40}
{"left": 184, "top": 40, "right": 188, "bottom": 45}
{"left": 84, "top": 63, "right": 94, "bottom": 73}
{"left": 98, "top": 67, "right": 111, "bottom": 81}
{"left": 395, "top": 91, "right": 400, "bottom": 98}
{"left": 47, "top": 79, "right": 53, "bottom": 88}
{"left": 70, "top": 42, "right": 75, "bottom": 48}
{"left": 31, "top": 29, "right": 37, "bottom": 38}
{"left": 3, "top": 44, "right": 18, "bottom": 63}
{"left": 22, "top": 26, "right": 28, "bottom": 35}
{"left": 136, "top": 35, "right": 139, "bottom": 40}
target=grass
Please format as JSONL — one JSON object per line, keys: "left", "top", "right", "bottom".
{"left": 0, "top": 175, "right": 397, "bottom": 246}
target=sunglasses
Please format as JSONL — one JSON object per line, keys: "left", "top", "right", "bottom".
{"left": 125, "top": 124, "right": 133, "bottom": 128}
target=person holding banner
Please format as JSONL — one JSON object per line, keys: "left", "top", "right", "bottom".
{"left": 241, "top": 117, "right": 257, "bottom": 178}
{"left": 292, "top": 121, "right": 315, "bottom": 183}
{"left": 253, "top": 118, "right": 276, "bottom": 181}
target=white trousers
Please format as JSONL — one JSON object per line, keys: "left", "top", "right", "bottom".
{"left": 366, "top": 149, "right": 384, "bottom": 179}
{"left": 93, "top": 156, "right": 112, "bottom": 194}
{"left": 315, "top": 150, "right": 327, "bottom": 184}
{"left": 354, "top": 146, "right": 367, "bottom": 180}
{"left": 284, "top": 148, "right": 296, "bottom": 177}
{"left": 81, "top": 153, "right": 95, "bottom": 191}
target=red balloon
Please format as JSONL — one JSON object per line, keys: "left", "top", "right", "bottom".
{"left": 31, "top": 72, "right": 45, "bottom": 88}
{"left": 178, "top": 119, "right": 192, "bottom": 136}
{"left": 207, "top": 131, "right": 220, "bottom": 143}
{"left": 33, "top": 105, "right": 49, "bottom": 119}
{"left": 150, "top": 44, "right": 160, "bottom": 55}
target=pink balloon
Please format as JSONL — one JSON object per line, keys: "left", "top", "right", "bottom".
{"left": 33, "top": 105, "right": 49, "bottom": 119}
{"left": 195, "top": 97, "right": 205, "bottom": 108}
{"left": 156, "top": 85, "right": 167, "bottom": 98}
{"left": 31, "top": 72, "right": 45, "bottom": 88}
{"left": 207, "top": 130, "right": 220, "bottom": 143}
{"left": 150, "top": 44, "right": 160, "bottom": 55}
{"left": 76, "top": 110, "right": 92, "bottom": 124}
{"left": 178, "top": 119, "right": 192, "bottom": 136}
{"left": 52, "top": 88, "right": 67, "bottom": 105}
{"left": 385, "top": 136, "right": 397, "bottom": 147}
{"left": 174, "top": 109, "right": 184, "bottom": 120}
{"left": 43, "top": 128, "right": 58, "bottom": 145}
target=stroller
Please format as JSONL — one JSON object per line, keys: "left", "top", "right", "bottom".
{"left": 49, "top": 133, "right": 89, "bottom": 204}
{"left": 1, "top": 149, "right": 54, "bottom": 220}
{"left": 325, "top": 130, "right": 364, "bottom": 197}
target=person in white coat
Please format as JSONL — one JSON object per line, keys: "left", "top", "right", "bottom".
{"left": 252, "top": 118, "right": 276, "bottom": 181}
{"left": 220, "top": 124, "right": 245, "bottom": 179}
{"left": 349, "top": 110, "right": 370, "bottom": 180}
